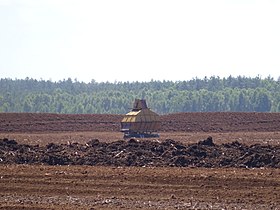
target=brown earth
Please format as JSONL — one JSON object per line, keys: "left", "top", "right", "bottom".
{"left": 1, "top": 165, "right": 279, "bottom": 210}
{"left": 1, "top": 137, "right": 280, "bottom": 168}
{"left": 1, "top": 112, "right": 280, "bottom": 133}
{"left": 1, "top": 112, "right": 280, "bottom": 209}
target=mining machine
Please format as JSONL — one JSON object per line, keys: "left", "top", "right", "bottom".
{"left": 121, "top": 99, "right": 160, "bottom": 138}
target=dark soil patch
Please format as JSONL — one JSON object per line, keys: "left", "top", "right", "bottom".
{"left": 1, "top": 112, "right": 280, "bottom": 133}
{"left": 1, "top": 137, "right": 279, "bottom": 168}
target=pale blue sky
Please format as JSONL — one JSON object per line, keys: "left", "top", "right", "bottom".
{"left": 1, "top": 0, "right": 280, "bottom": 82}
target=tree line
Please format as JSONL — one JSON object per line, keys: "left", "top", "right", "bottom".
{"left": 0, "top": 76, "right": 279, "bottom": 114}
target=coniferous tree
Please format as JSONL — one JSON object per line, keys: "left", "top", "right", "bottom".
{"left": 0, "top": 76, "right": 279, "bottom": 113}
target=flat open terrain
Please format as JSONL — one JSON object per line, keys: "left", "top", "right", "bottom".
{"left": 1, "top": 165, "right": 279, "bottom": 209}
{"left": 1, "top": 112, "right": 280, "bottom": 209}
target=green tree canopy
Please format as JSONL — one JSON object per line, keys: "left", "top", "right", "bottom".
{"left": 0, "top": 76, "right": 279, "bottom": 114}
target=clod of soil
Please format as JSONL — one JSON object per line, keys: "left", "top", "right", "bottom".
{"left": 1, "top": 137, "right": 279, "bottom": 168}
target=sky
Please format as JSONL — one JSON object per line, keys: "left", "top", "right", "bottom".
{"left": 0, "top": 0, "right": 280, "bottom": 83}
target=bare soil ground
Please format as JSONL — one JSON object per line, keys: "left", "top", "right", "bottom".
{"left": 1, "top": 112, "right": 280, "bottom": 209}
{"left": 1, "top": 165, "right": 279, "bottom": 210}
{"left": 1, "top": 112, "right": 280, "bottom": 133}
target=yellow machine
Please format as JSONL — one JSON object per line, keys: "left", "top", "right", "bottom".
{"left": 121, "top": 99, "right": 160, "bottom": 138}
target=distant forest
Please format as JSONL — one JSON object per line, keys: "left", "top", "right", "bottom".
{"left": 0, "top": 76, "right": 280, "bottom": 114}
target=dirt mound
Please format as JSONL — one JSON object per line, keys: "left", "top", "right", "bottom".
{"left": 1, "top": 137, "right": 279, "bottom": 168}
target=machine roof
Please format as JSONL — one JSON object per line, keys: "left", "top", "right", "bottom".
{"left": 121, "top": 109, "right": 159, "bottom": 123}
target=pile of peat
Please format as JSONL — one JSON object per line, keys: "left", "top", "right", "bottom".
{"left": 1, "top": 137, "right": 279, "bottom": 168}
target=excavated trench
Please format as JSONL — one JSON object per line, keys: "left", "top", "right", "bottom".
{"left": 1, "top": 137, "right": 279, "bottom": 168}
